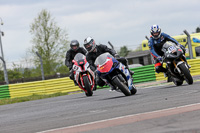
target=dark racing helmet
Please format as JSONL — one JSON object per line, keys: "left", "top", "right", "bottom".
{"left": 83, "top": 37, "right": 96, "bottom": 52}
{"left": 150, "top": 24, "right": 161, "bottom": 39}
{"left": 70, "top": 40, "right": 80, "bottom": 51}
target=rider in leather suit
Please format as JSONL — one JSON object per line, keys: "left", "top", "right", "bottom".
{"left": 83, "top": 37, "right": 134, "bottom": 89}
{"left": 65, "top": 40, "right": 87, "bottom": 85}
{"left": 148, "top": 24, "right": 186, "bottom": 75}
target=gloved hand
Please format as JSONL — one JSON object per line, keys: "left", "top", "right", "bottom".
{"left": 178, "top": 44, "right": 186, "bottom": 52}
{"left": 114, "top": 54, "right": 120, "bottom": 59}
{"left": 157, "top": 56, "right": 163, "bottom": 61}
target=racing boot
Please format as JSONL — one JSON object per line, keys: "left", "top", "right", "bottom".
{"left": 124, "top": 66, "right": 134, "bottom": 77}
{"left": 109, "top": 84, "right": 116, "bottom": 92}
{"left": 164, "top": 71, "right": 172, "bottom": 82}
{"left": 129, "top": 70, "right": 134, "bottom": 76}
{"left": 93, "top": 83, "right": 97, "bottom": 91}
{"left": 127, "top": 69, "right": 134, "bottom": 81}
{"left": 164, "top": 72, "right": 168, "bottom": 78}
{"left": 124, "top": 65, "right": 134, "bottom": 76}
{"left": 167, "top": 76, "right": 172, "bottom": 82}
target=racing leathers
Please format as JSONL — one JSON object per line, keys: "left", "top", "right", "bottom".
{"left": 148, "top": 32, "right": 185, "bottom": 73}
{"left": 86, "top": 44, "right": 117, "bottom": 71}
{"left": 86, "top": 44, "right": 132, "bottom": 87}
{"left": 65, "top": 47, "right": 87, "bottom": 81}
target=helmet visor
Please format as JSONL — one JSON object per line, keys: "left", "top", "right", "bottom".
{"left": 84, "top": 41, "right": 94, "bottom": 51}
{"left": 153, "top": 32, "right": 159, "bottom": 37}
{"left": 72, "top": 45, "right": 78, "bottom": 50}
{"left": 85, "top": 42, "right": 92, "bottom": 49}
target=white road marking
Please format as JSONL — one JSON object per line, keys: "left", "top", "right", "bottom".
{"left": 38, "top": 102, "right": 200, "bottom": 133}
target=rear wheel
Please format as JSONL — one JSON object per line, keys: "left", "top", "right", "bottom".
{"left": 178, "top": 63, "right": 193, "bottom": 85}
{"left": 83, "top": 76, "right": 93, "bottom": 96}
{"left": 112, "top": 77, "right": 131, "bottom": 96}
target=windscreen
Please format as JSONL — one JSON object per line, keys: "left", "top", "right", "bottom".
{"left": 162, "top": 43, "right": 176, "bottom": 52}
{"left": 94, "top": 53, "right": 114, "bottom": 66}
{"left": 74, "top": 53, "right": 85, "bottom": 61}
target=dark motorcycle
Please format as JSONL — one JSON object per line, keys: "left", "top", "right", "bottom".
{"left": 94, "top": 53, "right": 137, "bottom": 96}
{"left": 161, "top": 43, "right": 193, "bottom": 86}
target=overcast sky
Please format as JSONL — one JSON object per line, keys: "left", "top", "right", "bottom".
{"left": 0, "top": 0, "right": 200, "bottom": 64}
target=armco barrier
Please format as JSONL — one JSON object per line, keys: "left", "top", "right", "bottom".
{"left": 0, "top": 85, "right": 10, "bottom": 99}
{"left": 9, "top": 77, "right": 80, "bottom": 99}
{"left": 156, "top": 58, "right": 200, "bottom": 81}
{"left": 130, "top": 64, "right": 156, "bottom": 83}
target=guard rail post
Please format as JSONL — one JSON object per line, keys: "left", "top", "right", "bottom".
{"left": 183, "top": 30, "right": 193, "bottom": 59}
{"left": 36, "top": 52, "right": 45, "bottom": 80}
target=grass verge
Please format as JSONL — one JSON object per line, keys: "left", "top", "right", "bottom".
{"left": 0, "top": 92, "right": 72, "bottom": 105}
{"left": 0, "top": 87, "right": 106, "bottom": 106}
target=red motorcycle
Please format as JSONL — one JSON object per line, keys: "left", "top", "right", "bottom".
{"left": 72, "top": 53, "right": 96, "bottom": 96}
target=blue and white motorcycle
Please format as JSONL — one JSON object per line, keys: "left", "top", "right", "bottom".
{"left": 94, "top": 53, "right": 137, "bottom": 96}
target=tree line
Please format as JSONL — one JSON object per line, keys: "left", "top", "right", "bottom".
{"left": 0, "top": 9, "right": 69, "bottom": 84}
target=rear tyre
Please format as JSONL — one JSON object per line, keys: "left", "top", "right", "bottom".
{"left": 112, "top": 77, "right": 131, "bottom": 96}
{"left": 83, "top": 76, "right": 93, "bottom": 96}
{"left": 178, "top": 63, "right": 193, "bottom": 85}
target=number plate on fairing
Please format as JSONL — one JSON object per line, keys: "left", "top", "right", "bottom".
{"left": 168, "top": 46, "right": 176, "bottom": 53}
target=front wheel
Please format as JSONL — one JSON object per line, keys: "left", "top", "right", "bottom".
{"left": 131, "top": 85, "right": 137, "bottom": 95}
{"left": 178, "top": 63, "right": 193, "bottom": 85}
{"left": 172, "top": 78, "right": 183, "bottom": 86}
{"left": 112, "top": 77, "right": 131, "bottom": 96}
{"left": 83, "top": 76, "right": 93, "bottom": 96}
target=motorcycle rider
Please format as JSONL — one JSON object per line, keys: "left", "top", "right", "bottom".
{"left": 83, "top": 37, "right": 134, "bottom": 89}
{"left": 65, "top": 40, "right": 87, "bottom": 85}
{"left": 148, "top": 24, "right": 187, "bottom": 78}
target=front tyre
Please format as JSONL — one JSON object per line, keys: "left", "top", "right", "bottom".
{"left": 172, "top": 79, "right": 183, "bottom": 86}
{"left": 178, "top": 63, "right": 193, "bottom": 85}
{"left": 131, "top": 85, "right": 137, "bottom": 95}
{"left": 83, "top": 76, "right": 93, "bottom": 96}
{"left": 112, "top": 77, "right": 131, "bottom": 96}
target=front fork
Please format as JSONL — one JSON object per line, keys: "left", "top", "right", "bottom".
{"left": 173, "top": 57, "right": 189, "bottom": 74}
{"left": 80, "top": 72, "right": 92, "bottom": 87}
